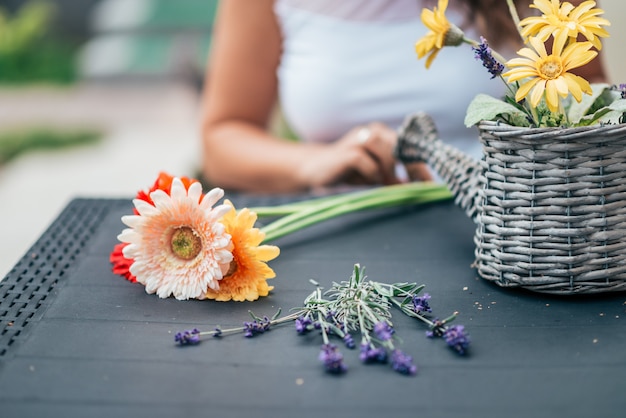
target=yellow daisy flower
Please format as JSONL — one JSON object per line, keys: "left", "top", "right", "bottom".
{"left": 204, "top": 200, "right": 280, "bottom": 302}
{"left": 415, "top": 0, "right": 464, "bottom": 68}
{"left": 520, "top": 0, "right": 610, "bottom": 49}
{"left": 503, "top": 32, "right": 597, "bottom": 113}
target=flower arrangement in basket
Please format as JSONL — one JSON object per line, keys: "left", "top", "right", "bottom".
{"left": 396, "top": 0, "right": 626, "bottom": 294}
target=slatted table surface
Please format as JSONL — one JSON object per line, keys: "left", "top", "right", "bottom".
{"left": 0, "top": 196, "right": 624, "bottom": 418}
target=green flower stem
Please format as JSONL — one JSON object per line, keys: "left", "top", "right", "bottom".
{"left": 252, "top": 182, "right": 449, "bottom": 217}
{"left": 261, "top": 188, "right": 448, "bottom": 243}
{"left": 251, "top": 194, "right": 342, "bottom": 217}
{"left": 499, "top": 74, "right": 518, "bottom": 99}
{"left": 258, "top": 183, "right": 452, "bottom": 243}
{"left": 357, "top": 304, "right": 371, "bottom": 345}
{"left": 505, "top": 0, "right": 525, "bottom": 41}
{"left": 317, "top": 310, "right": 331, "bottom": 345}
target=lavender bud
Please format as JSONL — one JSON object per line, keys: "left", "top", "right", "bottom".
{"left": 443, "top": 325, "right": 470, "bottom": 355}
{"left": 319, "top": 343, "right": 348, "bottom": 374}
{"left": 373, "top": 321, "right": 394, "bottom": 341}
{"left": 390, "top": 349, "right": 417, "bottom": 376}
{"left": 174, "top": 328, "right": 201, "bottom": 345}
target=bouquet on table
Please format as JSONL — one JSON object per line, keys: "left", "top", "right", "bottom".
{"left": 110, "top": 172, "right": 466, "bottom": 376}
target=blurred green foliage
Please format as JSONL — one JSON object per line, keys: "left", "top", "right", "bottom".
{"left": 0, "top": 0, "right": 77, "bottom": 83}
{"left": 0, "top": 127, "right": 101, "bottom": 164}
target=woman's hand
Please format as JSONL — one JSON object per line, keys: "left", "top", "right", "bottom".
{"left": 296, "top": 122, "right": 432, "bottom": 190}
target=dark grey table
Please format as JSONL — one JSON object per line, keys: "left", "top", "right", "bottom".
{"left": 0, "top": 196, "right": 625, "bottom": 418}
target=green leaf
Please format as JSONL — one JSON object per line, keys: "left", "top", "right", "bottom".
{"left": 577, "top": 99, "right": 626, "bottom": 126}
{"left": 567, "top": 83, "right": 611, "bottom": 123}
{"left": 372, "top": 282, "right": 393, "bottom": 298}
{"left": 596, "top": 100, "right": 626, "bottom": 124}
{"left": 464, "top": 94, "right": 528, "bottom": 127}
{"left": 607, "top": 98, "right": 626, "bottom": 114}
{"left": 271, "top": 308, "right": 282, "bottom": 320}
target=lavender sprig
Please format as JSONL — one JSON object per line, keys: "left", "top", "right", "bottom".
{"left": 174, "top": 309, "right": 299, "bottom": 345}
{"left": 472, "top": 36, "right": 505, "bottom": 79}
{"left": 174, "top": 264, "right": 469, "bottom": 377}
{"left": 378, "top": 282, "right": 471, "bottom": 356}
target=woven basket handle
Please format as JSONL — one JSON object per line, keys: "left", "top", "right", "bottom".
{"left": 395, "top": 112, "right": 484, "bottom": 220}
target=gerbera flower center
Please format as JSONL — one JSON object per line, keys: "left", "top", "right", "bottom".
{"left": 170, "top": 226, "right": 202, "bottom": 260}
{"left": 538, "top": 57, "right": 563, "bottom": 79}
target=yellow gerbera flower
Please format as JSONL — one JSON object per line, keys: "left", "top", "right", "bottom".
{"left": 415, "top": 0, "right": 464, "bottom": 68}
{"left": 203, "top": 200, "right": 280, "bottom": 302}
{"left": 519, "top": 0, "right": 610, "bottom": 49}
{"left": 503, "top": 32, "right": 597, "bottom": 113}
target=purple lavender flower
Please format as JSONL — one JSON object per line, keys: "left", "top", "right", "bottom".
{"left": 373, "top": 321, "right": 394, "bottom": 341}
{"left": 343, "top": 332, "right": 356, "bottom": 349}
{"left": 472, "top": 37, "right": 504, "bottom": 79}
{"left": 319, "top": 343, "right": 347, "bottom": 374}
{"left": 359, "top": 343, "right": 388, "bottom": 364}
{"left": 412, "top": 293, "right": 432, "bottom": 314}
{"left": 295, "top": 316, "right": 313, "bottom": 334}
{"left": 390, "top": 349, "right": 417, "bottom": 376}
{"left": 426, "top": 319, "right": 445, "bottom": 338}
{"left": 174, "top": 328, "right": 201, "bottom": 345}
{"left": 443, "top": 325, "right": 470, "bottom": 355}
{"left": 620, "top": 83, "right": 626, "bottom": 99}
{"left": 243, "top": 317, "right": 271, "bottom": 338}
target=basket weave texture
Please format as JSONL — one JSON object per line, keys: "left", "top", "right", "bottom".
{"left": 395, "top": 113, "right": 626, "bottom": 294}
{"left": 475, "top": 120, "right": 626, "bottom": 294}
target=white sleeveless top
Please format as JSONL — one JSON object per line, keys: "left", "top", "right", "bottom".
{"left": 274, "top": 0, "right": 508, "bottom": 159}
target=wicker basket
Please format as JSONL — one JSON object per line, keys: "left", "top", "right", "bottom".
{"left": 397, "top": 113, "right": 626, "bottom": 294}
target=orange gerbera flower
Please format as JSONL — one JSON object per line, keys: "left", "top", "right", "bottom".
{"left": 134, "top": 171, "right": 199, "bottom": 211}
{"left": 204, "top": 200, "right": 280, "bottom": 302}
{"left": 110, "top": 242, "right": 136, "bottom": 282}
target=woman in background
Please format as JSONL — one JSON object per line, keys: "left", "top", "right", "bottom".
{"left": 200, "top": 0, "right": 606, "bottom": 193}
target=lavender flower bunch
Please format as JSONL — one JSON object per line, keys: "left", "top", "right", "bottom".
{"left": 296, "top": 265, "right": 420, "bottom": 376}
{"left": 174, "top": 264, "right": 469, "bottom": 376}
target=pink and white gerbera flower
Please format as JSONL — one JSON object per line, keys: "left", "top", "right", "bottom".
{"left": 117, "top": 178, "right": 233, "bottom": 300}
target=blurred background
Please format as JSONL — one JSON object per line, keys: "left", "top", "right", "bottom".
{"left": 1, "top": 0, "right": 625, "bottom": 278}
{"left": 0, "top": 0, "right": 217, "bottom": 277}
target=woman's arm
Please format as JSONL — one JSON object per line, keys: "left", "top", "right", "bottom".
{"left": 200, "top": 0, "right": 414, "bottom": 193}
